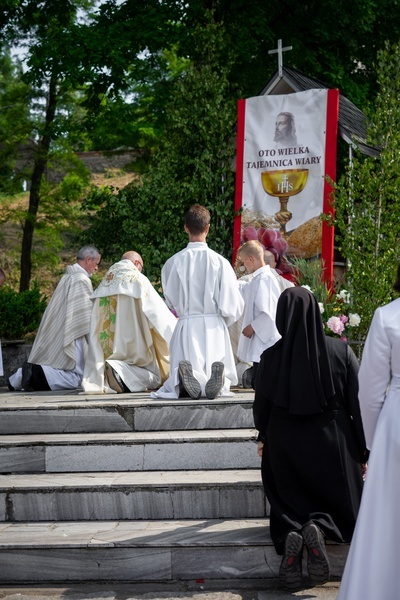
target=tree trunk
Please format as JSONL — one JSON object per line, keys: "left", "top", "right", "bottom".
{"left": 19, "top": 73, "right": 58, "bottom": 292}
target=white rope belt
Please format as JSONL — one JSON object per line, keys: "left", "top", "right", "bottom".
{"left": 178, "top": 313, "right": 220, "bottom": 319}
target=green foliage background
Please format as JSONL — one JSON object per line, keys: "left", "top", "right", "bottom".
{"left": 2, "top": 0, "right": 400, "bottom": 334}
{"left": 0, "top": 283, "right": 46, "bottom": 340}
{"left": 80, "top": 22, "right": 237, "bottom": 282}
{"left": 333, "top": 41, "right": 400, "bottom": 340}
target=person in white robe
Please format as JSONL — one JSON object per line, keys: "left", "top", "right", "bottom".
{"left": 8, "top": 245, "right": 100, "bottom": 391}
{"left": 82, "top": 252, "right": 177, "bottom": 394}
{"left": 337, "top": 271, "right": 400, "bottom": 600}
{"left": 235, "top": 241, "right": 281, "bottom": 388}
{"left": 228, "top": 272, "right": 253, "bottom": 387}
{"left": 151, "top": 204, "right": 244, "bottom": 400}
{"left": 230, "top": 248, "right": 293, "bottom": 387}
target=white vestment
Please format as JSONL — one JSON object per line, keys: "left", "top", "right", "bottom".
{"left": 82, "top": 259, "right": 177, "bottom": 394}
{"left": 338, "top": 297, "right": 400, "bottom": 600}
{"left": 271, "top": 269, "right": 295, "bottom": 293}
{"left": 29, "top": 263, "right": 92, "bottom": 369}
{"left": 9, "top": 263, "right": 93, "bottom": 391}
{"left": 228, "top": 274, "right": 253, "bottom": 385}
{"left": 236, "top": 265, "right": 281, "bottom": 364}
{"left": 151, "top": 242, "right": 244, "bottom": 399}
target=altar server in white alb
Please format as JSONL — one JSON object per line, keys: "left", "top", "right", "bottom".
{"left": 8, "top": 245, "right": 100, "bottom": 391}
{"left": 236, "top": 240, "right": 282, "bottom": 388}
{"left": 151, "top": 204, "right": 244, "bottom": 400}
{"left": 337, "top": 266, "right": 400, "bottom": 600}
{"left": 82, "top": 251, "right": 177, "bottom": 394}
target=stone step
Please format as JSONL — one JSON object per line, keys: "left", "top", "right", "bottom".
{"left": 0, "top": 470, "right": 268, "bottom": 522}
{"left": 0, "top": 518, "right": 348, "bottom": 583}
{"left": 0, "top": 429, "right": 258, "bottom": 473}
{"left": 0, "top": 389, "right": 254, "bottom": 434}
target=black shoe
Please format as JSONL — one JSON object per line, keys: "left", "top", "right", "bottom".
{"left": 7, "top": 379, "right": 15, "bottom": 392}
{"left": 279, "top": 530, "right": 304, "bottom": 590}
{"left": 21, "top": 362, "right": 34, "bottom": 392}
{"left": 205, "top": 362, "right": 225, "bottom": 399}
{"left": 178, "top": 382, "right": 186, "bottom": 398}
{"left": 242, "top": 367, "right": 253, "bottom": 389}
{"left": 105, "top": 363, "right": 129, "bottom": 393}
{"left": 178, "top": 361, "right": 201, "bottom": 399}
{"left": 302, "top": 523, "right": 330, "bottom": 584}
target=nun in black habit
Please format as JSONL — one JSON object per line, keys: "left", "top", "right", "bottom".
{"left": 253, "top": 286, "right": 368, "bottom": 589}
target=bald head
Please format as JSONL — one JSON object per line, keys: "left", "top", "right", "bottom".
{"left": 264, "top": 250, "right": 277, "bottom": 268}
{"left": 122, "top": 251, "right": 143, "bottom": 272}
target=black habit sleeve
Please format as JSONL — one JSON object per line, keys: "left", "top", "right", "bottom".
{"left": 252, "top": 350, "right": 272, "bottom": 443}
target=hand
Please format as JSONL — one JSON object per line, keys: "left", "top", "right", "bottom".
{"left": 242, "top": 324, "right": 255, "bottom": 338}
{"left": 257, "top": 441, "right": 264, "bottom": 457}
{"left": 361, "top": 463, "right": 368, "bottom": 480}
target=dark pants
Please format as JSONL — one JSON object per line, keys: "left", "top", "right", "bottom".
{"left": 24, "top": 363, "right": 51, "bottom": 391}
{"left": 252, "top": 361, "right": 259, "bottom": 390}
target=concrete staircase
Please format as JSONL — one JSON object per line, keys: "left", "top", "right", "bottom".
{"left": 0, "top": 388, "right": 347, "bottom": 585}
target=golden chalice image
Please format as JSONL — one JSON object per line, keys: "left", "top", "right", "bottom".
{"left": 261, "top": 169, "right": 309, "bottom": 233}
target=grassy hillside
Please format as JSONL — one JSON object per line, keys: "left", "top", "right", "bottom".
{"left": 0, "top": 170, "right": 135, "bottom": 297}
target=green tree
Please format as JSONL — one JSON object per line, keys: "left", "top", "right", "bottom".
{"left": 84, "top": 0, "right": 400, "bottom": 108}
{"left": 74, "top": 0, "right": 400, "bottom": 153}
{"left": 333, "top": 41, "right": 400, "bottom": 340}
{"left": 0, "top": 0, "right": 185, "bottom": 290}
{"left": 82, "top": 45, "right": 190, "bottom": 167}
{"left": 81, "top": 21, "right": 237, "bottom": 282}
{"left": 0, "top": 51, "right": 32, "bottom": 194}
{"left": 1, "top": 0, "right": 102, "bottom": 291}
{"left": 4, "top": 0, "right": 400, "bottom": 295}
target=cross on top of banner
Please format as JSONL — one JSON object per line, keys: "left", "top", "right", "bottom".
{"left": 268, "top": 39, "right": 293, "bottom": 78}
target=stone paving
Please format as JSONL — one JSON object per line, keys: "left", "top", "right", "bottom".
{"left": 0, "top": 387, "right": 342, "bottom": 598}
{"left": 0, "top": 582, "right": 341, "bottom": 599}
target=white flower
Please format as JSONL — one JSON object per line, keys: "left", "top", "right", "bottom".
{"left": 318, "top": 302, "right": 325, "bottom": 314}
{"left": 337, "top": 289, "right": 351, "bottom": 304}
{"left": 302, "top": 285, "right": 312, "bottom": 292}
{"left": 349, "top": 313, "right": 361, "bottom": 327}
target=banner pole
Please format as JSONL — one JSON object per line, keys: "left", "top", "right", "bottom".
{"left": 232, "top": 99, "right": 246, "bottom": 264}
{"left": 322, "top": 88, "right": 339, "bottom": 287}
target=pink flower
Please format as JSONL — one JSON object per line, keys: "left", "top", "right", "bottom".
{"left": 327, "top": 316, "right": 345, "bottom": 335}
{"left": 340, "top": 315, "right": 349, "bottom": 323}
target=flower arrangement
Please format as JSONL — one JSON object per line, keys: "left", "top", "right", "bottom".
{"left": 291, "top": 258, "right": 361, "bottom": 340}
{"left": 240, "top": 226, "right": 294, "bottom": 275}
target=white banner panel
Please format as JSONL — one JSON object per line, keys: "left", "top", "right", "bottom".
{"left": 242, "top": 89, "right": 328, "bottom": 234}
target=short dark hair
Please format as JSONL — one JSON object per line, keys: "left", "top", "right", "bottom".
{"left": 184, "top": 204, "right": 210, "bottom": 235}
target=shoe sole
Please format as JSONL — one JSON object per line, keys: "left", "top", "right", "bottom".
{"left": 242, "top": 367, "right": 253, "bottom": 389}
{"left": 178, "top": 361, "right": 201, "bottom": 399}
{"left": 205, "top": 362, "right": 225, "bottom": 399}
{"left": 302, "top": 523, "right": 330, "bottom": 584}
{"left": 279, "top": 530, "right": 303, "bottom": 590}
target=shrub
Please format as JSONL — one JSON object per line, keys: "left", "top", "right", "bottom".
{"left": 0, "top": 283, "right": 47, "bottom": 340}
